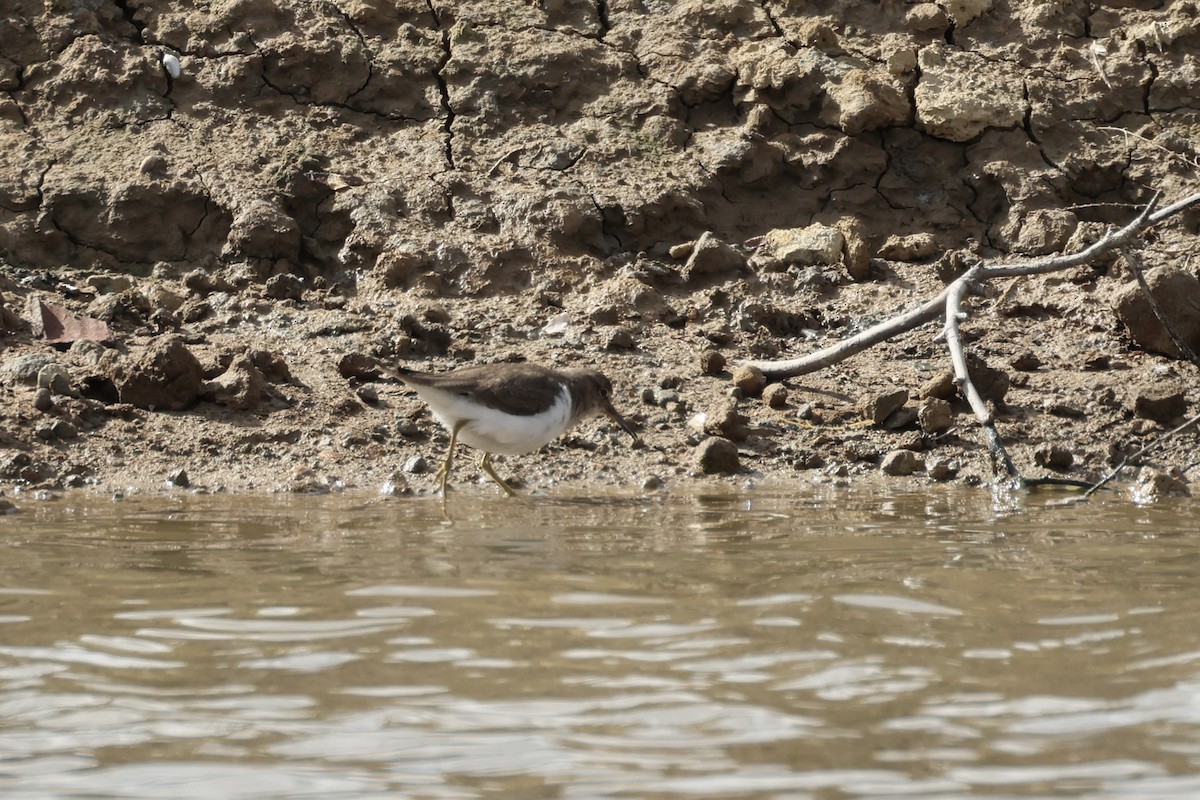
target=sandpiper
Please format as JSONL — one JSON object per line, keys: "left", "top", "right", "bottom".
{"left": 394, "top": 362, "right": 640, "bottom": 508}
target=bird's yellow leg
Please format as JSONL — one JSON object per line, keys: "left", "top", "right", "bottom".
{"left": 479, "top": 452, "right": 518, "bottom": 497}
{"left": 434, "top": 421, "right": 465, "bottom": 513}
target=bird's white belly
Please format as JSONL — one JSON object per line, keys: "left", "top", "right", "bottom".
{"left": 429, "top": 385, "right": 574, "bottom": 455}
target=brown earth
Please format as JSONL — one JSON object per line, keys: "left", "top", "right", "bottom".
{"left": 2, "top": 0, "right": 1199, "bottom": 500}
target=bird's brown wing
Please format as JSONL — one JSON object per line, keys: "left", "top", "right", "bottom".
{"left": 395, "top": 364, "right": 566, "bottom": 416}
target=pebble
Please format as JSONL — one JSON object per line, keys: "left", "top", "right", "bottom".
{"left": 1133, "top": 467, "right": 1190, "bottom": 501}
{"left": 3, "top": 353, "right": 57, "bottom": 384}
{"left": 641, "top": 475, "right": 663, "bottom": 490}
{"left": 731, "top": 365, "right": 766, "bottom": 398}
{"left": 700, "top": 349, "right": 726, "bottom": 375}
{"left": 1034, "top": 443, "right": 1074, "bottom": 471}
{"left": 356, "top": 385, "right": 379, "bottom": 405}
{"left": 917, "top": 398, "right": 953, "bottom": 433}
{"left": 695, "top": 437, "right": 740, "bottom": 475}
{"left": 925, "top": 457, "right": 959, "bottom": 481}
{"left": 702, "top": 399, "right": 750, "bottom": 442}
{"left": 166, "top": 467, "right": 190, "bottom": 487}
{"left": 33, "top": 387, "right": 53, "bottom": 412}
{"left": 762, "top": 383, "right": 788, "bottom": 409}
{"left": 37, "top": 363, "right": 72, "bottom": 395}
{"left": 403, "top": 455, "right": 429, "bottom": 474}
{"left": 605, "top": 327, "right": 636, "bottom": 350}
{"left": 881, "top": 449, "right": 924, "bottom": 476}
{"left": 859, "top": 388, "right": 908, "bottom": 425}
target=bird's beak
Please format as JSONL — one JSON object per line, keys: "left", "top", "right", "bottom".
{"left": 603, "top": 400, "right": 642, "bottom": 446}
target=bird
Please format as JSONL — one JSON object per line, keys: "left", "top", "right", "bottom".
{"left": 393, "top": 362, "right": 640, "bottom": 508}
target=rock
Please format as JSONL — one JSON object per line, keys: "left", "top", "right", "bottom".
{"left": 682, "top": 232, "right": 745, "bottom": 280}
{"left": 878, "top": 232, "right": 938, "bottom": 261}
{"left": 914, "top": 45, "right": 1025, "bottom": 141}
{"left": 248, "top": 350, "right": 293, "bottom": 384}
{"left": 1134, "top": 381, "right": 1187, "bottom": 424}
{"left": 695, "top": 437, "right": 740, "bottom": 475}
{"left": 0, "top": 453, "right": 51, "bottom": 482}
{"left": 641, "top": 475, "right": 663, "bottom": 490}
{"left": 1014, "top": 209, "right": 1078, "bottom": 255}
{"left": 732, "top": 365, "right": 767, "bottom": 398}
{"left": 859, "top": 388, "right": 908, "bottom": 425}
{"left": 702, "top": 399, "right": 750, "bottom": 442}
{"left": 917, "top": 398, "right": 953, "bottom": 433}
{"left": 3, "top": 353, "right": 58, "bottom": 385}
{"left": 402, "top": 455, "right": 429, "bottom": 474}
{"left": 700, "top": 349, "right": 727, "bottom": 375}
{"left": 35, "top": 420, "right": 77, "bottom": 441}
{"left": 1133, "top": 467, "right": 1190, "bottom": 502}
{"left": 110, "top": 335, "right": 204, "bottom": 411}
{"left": 906, "top": 2, "right": 949, "bottom": 31}
{"left": 1034, "top": 443, "right": 1074, "bottom": 471}
{"left": 264, "top": 273, "right": 305, "bottom": 300}
{"left": 836, "top": 218, "right": 872, "bottom": 280}
{"left": 27, "top": 297, "right": 112, "bottom": 344}
{"left": 1113, "top": 267, "right": 1200, "bottom": 358}
{"left": 33, "top": 388, "right": 53, "bottom": 412}
{"left": 605, "top": 327, "right": 636, "bottom": 351}
{"left": 202, "top": 355, "right": 268, "bottom": 411}
{"left": 883, "top": 406, "right": 918, "bottom": 430}
{"left": 356, "top": 384, "right": 379, "bottom": 405}
{"left": 166, "top": 467, "right": 190, "bottom": 487}
{"left": 926, "top": 457, "right": 959, "bottom": 481}
{"left": 881, "top": 449, "right": 925, "bottom": 476}
{"left": 763, "top": 383, "right": 789, "bottom": 409}
{"left": 920, "top": 369, "right": 957, "bottom": 401}
{"left": 36, "top": 364, "right": 72, "bottom": 396}
{"left": 338, "top": 352, "right": 383, "bottom": 381}
{"left": 1011, "top": 351, "right": 1043, "bottom": 371}
{"left": 753, "top": 224, "right": 844, "bottom": 268}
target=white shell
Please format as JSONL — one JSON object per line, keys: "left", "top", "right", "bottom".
{"left": 161, "top": 53, "right": 182, "bottom": 79}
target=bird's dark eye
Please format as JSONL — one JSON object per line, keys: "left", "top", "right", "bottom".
{"left": 601, "top": 387, "right": 610, "bottom": 397}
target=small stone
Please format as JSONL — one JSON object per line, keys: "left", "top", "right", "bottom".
{"left": 1011, "top": 351, "right": 1042, "bottom": 371}
{"left": 641, "top": 475, "right": 663, "bottom": 490}
{"left": 337, "top": 352, "right": 382, "bottom": 381}
{"left": 33, "top": 388, "right": 53, "bottom": 412}
{"left": 3, "top": 352, "right": 57, "bottom": 384}
{"left": 682, "top": 232, "right": 745, "bottom": 280}
{"left": 763, "top": 383, "right": 789, "bottom": 409}
{"left": 1132, "top": 467, "right": 1190, "bottom": 502}
{"left": 695, "top": 436, "right": 740, "bottom": 475}
{"left": 403, "top": 455, "right": 429, "bottom": 474}
{"left": 396, "top": 419, "right": 423, "bottom": 438}
{"left": 605, "top": 327, "right": 636, "bottom": 351}
{"left": 703, "top": 399, "right": 750, "bottom": 441}
{"left": 879, "top": 232, "right": 938, "bottom": 261}
{"left": 883, "top": 406, "right": 918, "bottom": 430}
{"left": 1034, "top": 443, "right": 1074, "bottom": 471}
{"left": 379, "top": 473, "right": 411, "bottom": 496}
{"left": 732, "top": 365, "right": 767, "bottom": 398}
{"left": 356, "top": 385, "right": 379, "bottom": 405}
{"left": 881, "top": 449, "right": 924, "bottom": 476}
{"left": 859, "top": 388, "right": 909, "bottom": 425}
{"left": 264, "top": 273, "right": 305, "bottom": 300}
{"left": 700, "top": 349, "right": 727, "bottom": 375}
{"left": 926, "top": 457, "right": 959, "bottom": 481}
{"left": 36, "top": 363, "right": 72, "bottom": 395}
{"left": 917, "top": 398, "right": 953, "bottom": 433}
{"left": 1134, "top": 382, "right": 1187, "bottom": 424}
{"left": 166, "top": 467, "right": 190, "bottom": 487}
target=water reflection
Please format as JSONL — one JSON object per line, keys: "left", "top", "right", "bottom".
{"left": 1, "top": 486, "right": 1199, "bottom": 798}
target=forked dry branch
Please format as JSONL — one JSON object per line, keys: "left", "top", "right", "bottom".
{"left": 741, "top": 189, "right": 1200, "bottom": 489}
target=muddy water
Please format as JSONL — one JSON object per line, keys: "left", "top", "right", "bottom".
{"left": 2, "top": 486, "right": 1200, "bottom": 799}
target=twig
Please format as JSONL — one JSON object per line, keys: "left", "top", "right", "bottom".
{"left": 738, "top": 188, "right": 1200, "bottom": 486}
{"left": 942, "top": 269, "right": 1019, "bottom": 478}
{"left": 1067, "top": 410, "right": 1200, "bottom": 503}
